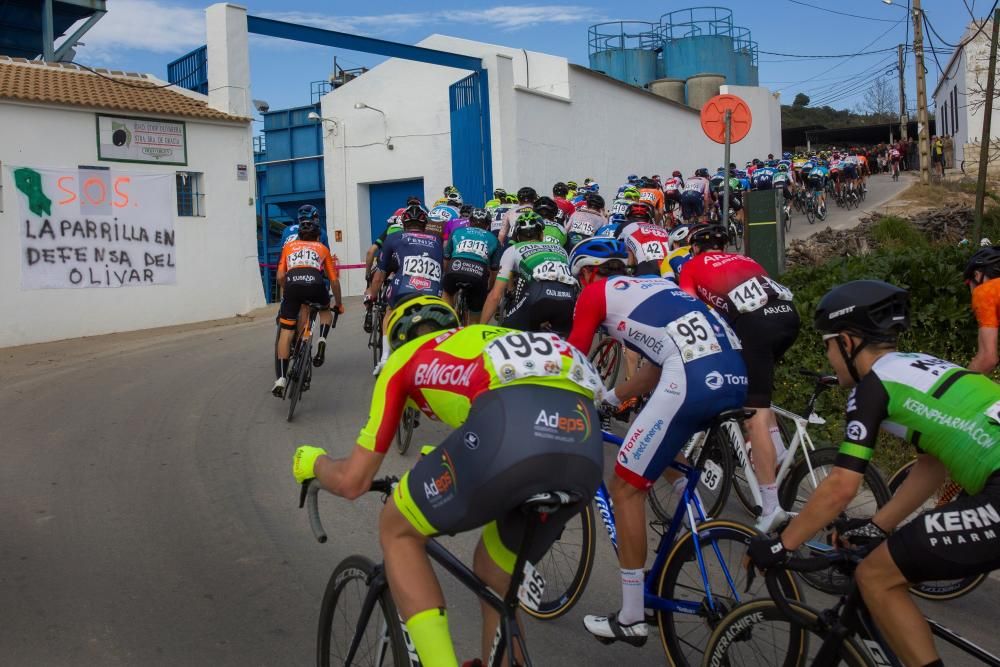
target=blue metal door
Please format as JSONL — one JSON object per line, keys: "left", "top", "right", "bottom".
{"left": 449, "top": 70, "right": 493, "bottom": 207}
{"left": 369, "top": 179, "right": 424, "bottom": 244}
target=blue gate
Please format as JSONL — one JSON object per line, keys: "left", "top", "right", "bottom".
{"left": 369, "top": 179, "right": 425, "bottom": 244}
{"left": 449, "top": 70, "right": 493, "bottom": 207}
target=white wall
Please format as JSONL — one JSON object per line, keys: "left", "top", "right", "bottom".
{"left": 0, "top": 101, "right": 264, "bottom": 347}
{"left": 721, "top": 84, "right": 783, "bottom": 165}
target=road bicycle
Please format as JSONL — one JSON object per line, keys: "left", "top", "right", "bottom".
{"left": 781, "top": 198, "right": 792, "bottom": 233}
{"left": 701, "top": 544, "right": 1000, "bottom": 667}
{"left": 527, "top": 410, "right": 801, "bottom": 667}
{"left": 588, "top": 335, "right": 623, "bottom": 389}
{"left": 284, "top": 303, "right": 339, "bottom": 422}
{"left": 886, "top": 460, "right": 987, "bottom": 601}
{"left": 302, "top": 477, "right": 585, "bottom": 667}
{"left": 395, "top": 404, "right": 420, "bottom": 455}
{"left": 805, "top": 189, "right": 826, "bottom": 224}
{"left": 367, "top": 281, "right": 390, "bottom": 370}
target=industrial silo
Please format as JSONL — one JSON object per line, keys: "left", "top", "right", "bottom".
{"left": 649, "top": 78, "right": 687, "bottom": 104}
{"left": 686, "top": 73, "right": 726, "bottom": 111}
{"left": 588, "top": 21, "right": 660, "bottom": 88}
{"left": 658, "top": 7, "right": 760, "bottom": 87}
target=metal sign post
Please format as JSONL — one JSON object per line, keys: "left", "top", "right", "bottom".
{"left": 722, "top": 109, "right": 732, "bottom": 230}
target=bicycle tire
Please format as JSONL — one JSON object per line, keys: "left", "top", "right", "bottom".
{"left": 648, "top": 428, "right": 734, "bottom": 523}
{"left": 317, "top": 555, "right": 410, "bottom": 667}
{"left": 286, "top": 341, "right": 308, "bottom": 422}
{"left": 783, "top": 208, "right": 791, "bottom": 233}
{"left": 654, "top": 520, "right": 802, "bottom": 667}
{"left": 806, "top": 205, "right": 815, "bottom": 225}
{"left": 395, "top": 406, "right": 419, "bottom": 455}
{"left": 455, "top": 290, "right": 469, "bottom": 327}
{"left": 588, "top": 337, "right": 622, "bottom": 389}
{"left": 521, "top": 503, "right": 596, "bottom": 620}
{"left": 370, "top": 311, "right": 383, "bottom": 370}
{"left": 780, "top": 447, "right": 891, "bottom": 595}
{"left": 887, "top": 461, "right": 987, "bottom": 601}
{"left": 701, "top": 598, "right": 871, "bottom": 667}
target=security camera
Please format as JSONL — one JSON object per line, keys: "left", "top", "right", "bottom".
{"left": 253, "top": 99, "right": 270, "bottom": 114}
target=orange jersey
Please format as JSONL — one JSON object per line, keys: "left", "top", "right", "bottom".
{"left": 972, "top": 277, "right": 1000, "bottom": 329}
{"left": 639, "top": 188, "right": 665, "bottom": 213}
{"left": 278, "top": 240, "right": 338, "bottom": 280}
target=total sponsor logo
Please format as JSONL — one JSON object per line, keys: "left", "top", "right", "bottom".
{"left": 619, "top": 427, "right": 645, "bottom": 465}
{"left": 414, "top": 358, "right": 476, "bottom": 387}
{"left": 705, "top": 371, "right": 747, "bottom": 390}
{"left": 631, "top": 419, "right": 665, "bottom": 462}
{"left": 423, "top": 450, "right": 457, "bottom": 503}
{"left": 612, "top": 281, "right": 630, "bottom": 291}
{"left": 923, "top": 503, "right": 1000, "bottom": 547}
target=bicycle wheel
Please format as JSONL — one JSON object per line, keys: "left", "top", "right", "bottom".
{"left": 783, "top": 207, "right": 791, "bottom": 233}
{"left": 648, "top": 428, "right": 734, "bottom": 523}
{"left": 780, "top": 447, "right": 890, "bottom": 594}
{"left": 521, "top": 503, "right": 596, "bottom": 620}
{"left": 395, "top": 406, "right": 419, "bottom": 455}
{"left": 286, "top": 343, "right": 307, "bottom": 422}
{"left": 588, "top": 337, "right": 622, "bottom": 389}
{"left": 455, "top": 290, "right": 469, "bottom": 326}
{"left": 318, "top": 555, "right": 409, "bottom": 667}
{"left": 654, "top": 520, "right": 801, "bottom": 667}
{"left": 806, "top": 204, "right": 815, "bottom": 225}
{"left": 370, "top": 322, "right": 383, "bottom": 370}
{"left": 887, "top": 461, "right": 986, "bottom": 601}
{"left": 702, "top": 598, "right": 870, "bottom": 667}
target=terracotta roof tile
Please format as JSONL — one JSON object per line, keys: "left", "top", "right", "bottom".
{"left": 0, "top": 58, "right": 249, "bottom": 123}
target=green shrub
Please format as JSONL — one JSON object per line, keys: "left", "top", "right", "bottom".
{"left": 871, "top": 215, "right": 929, "bottom": 249}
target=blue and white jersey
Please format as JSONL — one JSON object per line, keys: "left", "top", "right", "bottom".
{"left": 429, "top": 204, "right": 460, "bottom": 223}
{"left": 281, "top": 223, "right": 329, "bottom": 248}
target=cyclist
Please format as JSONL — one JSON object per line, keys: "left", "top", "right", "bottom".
{"left": 566, "top": 192, "right": 607, "bottom": 249}
{"left": 680, "top": 225, "right": 800, "bottom": 531}
{"left": 638, "top": 177, "right": 665, "bottom": 224}
{"left": 442, "top": 208, "right": 501, "bottom": 325}
{"left": 498, "top": 186, "right": 537, "bottom": 244}
{"left": 441, "top": 204, "right": 471, "bottom": 243}
{"left": 485, "top": 187, "right": 507, "bottom": 210}
{"left": 619, "top": 206, "right": 669, "bottom": 276}
{"left": 966, "top": 246, "right": 1000, "bottom": 373}
{"left": 292, "top": 295, "right": 604, "bottom": 667}
{"left": 366, "top": 204, "right": 444, "bottom": 375}
{"left": 680, "top": 168, "right": 712, "bottom": 223}
{"left": 480, "top": 211, "right": 577, "bottom": 335}
{"left": 428, "top": 192, "right": 462, "bottom": 238}
{"left": 272, "top": 218, "right": 343, "bottom": 396}
{"left": 805, "top": 160, "right": 829, "bottom": 220}
{"left": 749, "top": 280, "right": 1000, "bottom": 667}
{"left": 534, "top": 196, "right": 569, "bottom": 248}
{"left": 432, "top": 185, "right": 459, "bottom": 207}
{"left": 565, "top": 238, "right": 747, "bottom": 646}
{"left": 553, "top": 181, "right": 577, "bottom": 219}
{"left": 280, "top": 204, "right": 330, "bottom": 248}
{"left": 660, "top": 223, "right": 697, "bottom": 282}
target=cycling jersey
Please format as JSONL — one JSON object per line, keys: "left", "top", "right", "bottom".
{"left": 566, "top": 209, "right": 606, "bottom": 248}
{"left": 751, "top": 168, "right": 775, "bottom": 191}
{"left": 608, "top": 198, "right": 633, "bottom": 219}
{"left": 660, "top": 246, "right": 694, "bottom": 281}
{"left": 663, "top": 177, "right": 684, "bottom": 199}
{"left": 445, "top": 226, "right": 501, "bottom": 267}
{"left": 543, "top": 222, "right": 568, "bottom": 248}
{"left": 277, "top": 240, "right": 338, "bottom": 327}
{"left": 360, "top": 325, "right": 602, "bottom": 454}
{"left": 280, "top": 223, "right": 330, "bottom": 248}
{"left": 490, "top": 205, "right": 512, "bottom": 237}
{"left": 639, "top": 188, "right": 664, "bottom": 214}
{"left": 835, "top": 352, "right": 1000, "bottom": 494}
{"left": 679, "top": 251, "right": 794, "bottom": 323}
{"left": 498, "top": 204, "right": 534, "bottom": 243}
{"left": 441, "top": 216, "right": 469, "bottom": 242}
{"left": 378, "top": 231, "right": 444, "bottom": 307}
{"left": 619, "top": 221, "right": 669, "bottom": 275}
{"left": 972, "top": 278, "right": 1000, "bottom": 329}
{"left": 555, "top": 197, "right": 577, "bottom": 219}
{"left": 373, "top": 220, "right": 404, "bottom": 248}
{"left": 496, "top": 241, "right": 575, "bottom": 286}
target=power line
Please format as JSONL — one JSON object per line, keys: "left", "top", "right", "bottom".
{"left": 812, "top": 70, "right": 895, "bottom": 107}
{"left": 759, "top": 46, "right": 897, "bottom": 59}
{"left": 798, "top": 54, "right": 896, "bottom": 96}
{"left": 785, "top": 0, "right": 901, "bottom": 23}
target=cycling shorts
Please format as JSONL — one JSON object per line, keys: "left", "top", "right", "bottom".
{"left": 503, "top": 280, "right": 577, "bottom": 337}
{"left": 633, "top": 260, "right": 662, "bottom": 277}
{"left": 392, "top": 385, "right": 603, "bottom": 573}
{"left": 888, "top": 471, "right": 1000, "bottom": 584}
{"left": 730, "top": 194, "right": 744, "bottom": 212}
{"left": 680, "top": 191, "right": 705, "bottom": 218}
{"left": 731, "top": 305, "right": 800, "bottom": 407}
{"left": 616, "top": 352, "right": 747, "bottom": 490}
{"left": 442, "top": 259, "right": 490, "bottom": 312}
{"left": 387, "top": 275, "right": 442, "bottom": 308}
{"left": 843, "top": 164, "right": 859, "bottom": 179}
{"left": 278, "top": 275, "right": 329, "bottom": 328}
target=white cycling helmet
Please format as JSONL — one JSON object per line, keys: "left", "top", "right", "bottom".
{"left": 668, "top": 224, "right": 693, "bottom": 247}
{"left": 446, "top": 192, "right": 463, "bottom": 206}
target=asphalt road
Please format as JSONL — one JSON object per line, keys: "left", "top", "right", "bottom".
{"left": 2, "top": 301, "right": 996, "bottom": 666}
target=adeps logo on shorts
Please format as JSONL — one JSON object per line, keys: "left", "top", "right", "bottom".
{"left": 534, "top": 400, "right": 591, "bottom": 440}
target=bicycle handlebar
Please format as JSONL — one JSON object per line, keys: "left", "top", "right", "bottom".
{"left": 299, "top": 476, "right": 399, "bottom": 544}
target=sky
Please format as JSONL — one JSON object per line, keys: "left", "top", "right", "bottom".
{"left": 63, "top": 0, "right": 977, "bottom": 126}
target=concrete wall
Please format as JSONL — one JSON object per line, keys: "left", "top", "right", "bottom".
{"left": 720, "top": 84, "right": 783, "bottom": 165}
{"left": 0, "top": 101, "right": 263, "bottom": 346}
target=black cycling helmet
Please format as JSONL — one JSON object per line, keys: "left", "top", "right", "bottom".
{"left": 516, "top": 186, "right": 537, "bottom": 203}
{"left": 297, "top": 219, "right": 320, "bottom": 240}
{"left": 553, "top": 182, "right": 569, "bottom": 197}
{"left": 963, "top": 246, "right": 1000, "bottom": 283}
{"left": 493, "top": 187, "right": 508, "bottom": 201}
{"left": 695, "top": 168, "right": 710, "bottom": 178}
{"left": 689, "top": 224, "right": 727, "bottom": 250}
{"left": 297, "top": 204, "right": 319, "bottom": 222}
{"left": 533, "top": 196, "right": 559, "bottom": 221}
{"left": 406, "top": 195, "right": 422, "bottom": 207}
{"left": 625, "top": 202, "right": 653, "bottom": 222}
{"left": 459, "top": 204, "right": 473, "bottom": 217}
{"left": 585, "top": 192, "right": 605, "bottom": 211}
{"left": 469, "top": 207, "right": 491, "bottom": 228}
{"left": 400, "top": 204, "right": 428, "bottom": 227}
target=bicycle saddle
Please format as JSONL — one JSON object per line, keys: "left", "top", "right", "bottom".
{"left": 520, "top": 490, "right": 585, "bottom": 514}
{"left": 707, "top": 408, "right": 756, "bottom": 429}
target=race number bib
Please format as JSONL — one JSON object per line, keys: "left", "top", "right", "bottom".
{"left": 641, "top": 241, "right": 666, "bottom": 261}
{"left": 402, "top": 255, "right": 442, "bottom": 281}
{"left": 486, "top": 331, "right": 600, "bottom": 391}
{"left": 728, "top": 277, "right": 769, "bottom": 314}
{"left": 287, "top": 247, "right": 322, "bottom": 271}
{"left": 455, "top": 238, "right": 489, "bottom": 259}
{"left": 665, "top": 311, "right": 721, "bottom": 363}
{"left": 532, "top": 260, "right": 574, "bottom": 284}
{"left": 571, "top": 219, "right": 596, "bottom": 236}
{"left": 765, "top": 277, "right": 794, "bottom": 301}
{"left": 611, "top": 201, "right": 630, "bottom": 215}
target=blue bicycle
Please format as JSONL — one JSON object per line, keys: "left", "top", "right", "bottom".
{"left": 524, "top": 408, "right": 801, "bottom": 667}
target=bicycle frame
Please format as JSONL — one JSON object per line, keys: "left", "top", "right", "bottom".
{"left": 600, "top": 431, "right": 742, "bottom": 616}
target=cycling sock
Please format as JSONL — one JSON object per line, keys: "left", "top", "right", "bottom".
{"left": 319, "top": 324, "right": 331, "bottom": 339}
{"left": 274, "top": 355, "right": 282, "bottom": 379}
{"left": 769, "top": 426, "right": 788, "bottom": 465}
{"left": 618, "top": 568, "right": 645, "bottom": 625}
{"left": 279, "top": 359, "right": 289, "bottom": 379}
{"left": 920, "top": 661, "right": 943, "bottom": 667}
{"left": 380, "top": 341, "right": 390, "bottom": 365}
{"left": 405, "top": 608, "right": 459, "bottom": 667}
{"left": 761, "top": 484, "right": 779, "bottom": 515}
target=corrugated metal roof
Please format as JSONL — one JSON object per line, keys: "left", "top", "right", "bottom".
{"left": 0, "top": 58, "right": 249, "bottom": 123}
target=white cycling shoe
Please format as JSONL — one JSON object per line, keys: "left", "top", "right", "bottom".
{"left": 271, "top": 377, "right": 287, "bottom": 397}
{"left": 372, "top": 361, "right": 385, "bottom": 377}
{"left": 755, "top": 507, "right": 795, "bottom": 533}
{"left": 583, "top": 611, "right": 648, "bottom": 647}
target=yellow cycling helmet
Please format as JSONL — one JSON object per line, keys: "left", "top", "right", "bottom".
{"left": 386, "top": 294, "right": 460, "bottom": 351}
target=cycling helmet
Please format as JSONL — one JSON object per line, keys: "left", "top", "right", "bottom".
{"left": 695, "top": 168, "right": 710, "bottom": 178}
{"left": 627, "top": 174, "right": 639, "bottom": 184}
{"left": 405, "top": 196, "right": 422, "bottom": 207}
{"left": 672, "top": 170, "right": 682, "bottom": 178}
{"left": 567, "top": 180, "right": 578, "bottom": 190}
{"left": 386, "top": 294, "right": 460, "bottom": 351}
{"left": 493, "top": 188, "right": 508, "bottom": 200}
{"left": 777, "top": 163, "right": 789, "bottom": 172}
{"left": 782, "top": 152, "right": 792, "bottom": 160}
{"left": 505, "top": 194, "right": 518, "bottom": 204}
{"left": 297, "top": 219, "right": 319, "bottom": 239}
{"left": 625, "top": 202, "right": 653, "bottom": 222}
{"left": 584, "top": 177, "right": 595, "bottom": 186}
{"left": 622, "top": 186, "right": 641, "bottom": 201}
{"left": 814, "top": 280, "right": 910, "bottom": 342}
{"left": 689, "top": 224, "right": 727, "bottom": 250}
{"left": 516, "top": 186, "right": 538, "bottom": 202}
{"left": 469, "top": 207, "right": 491, "bottom": 228}
{"left": 963, "top": 246, "right": 1000, "bottom": 282}
{"left": 587, "top": 181, "right": 600, "bottom": 193}
{"left": 446, "top": 191, "right": 463, "bottom": 206}
{"left": 668, "top": 224, "right": 693, "bottom": 247}
{"left": 297, "top": 204, "right": 320, "bottom": 222}
{"left": 568, "top": 237, "right": 628, "bottom": 277}
{"left": 553, "top": 182, "right": 569, "bottom": 197}
{"left": 459, "top": 204, "right": 473, "bottom": 217}
{"left": 443, "top": 185, "right": 457, "bottom": 196}
{"left": 511, "top": 210, "right": 545, "bottom": 240}
{"left": 585, "top": 192, "right": 605, "bottom": 211}
{"left": 400, "top": 204, "right": 428, "bottom": 226}
{"left": 533, "top": 196, "right": 559, "bottom": 221}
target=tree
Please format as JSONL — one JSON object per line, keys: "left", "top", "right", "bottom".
{"left": 793, "top": 93, "right": 810, "bottom": 107}
{"left": 855, "top": 76, "right": 896, "bottom": 123}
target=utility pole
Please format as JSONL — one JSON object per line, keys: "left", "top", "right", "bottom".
{"left": 974, "top": 8, "right": 1000, "bottom": 242}
{"left": 912, "top": 0, "right": 932, "bottom": 185}
{"left": 898, "top": 44, "right": 907, "bottom": 143}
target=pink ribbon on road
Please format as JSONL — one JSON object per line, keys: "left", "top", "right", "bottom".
{"left": 260, "top": 263, "right": 368, "bottom": 270}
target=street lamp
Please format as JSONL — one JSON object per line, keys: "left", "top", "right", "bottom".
{"left": 353, "top": 102, "right": 393, "bottom": 150}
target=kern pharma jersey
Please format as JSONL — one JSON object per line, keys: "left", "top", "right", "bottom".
{"left": 836, "top": 352, "right": 1000, "bottom": 494}
{"left": 496, "top": 241, "right": 576, "bottom": 286}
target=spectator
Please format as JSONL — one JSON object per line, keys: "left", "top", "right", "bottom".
{"left": 943, "top": 135, "right": 954, "bottom": 169}
{"left": 932, "top": 136, "right": 945, "bottom": 177}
